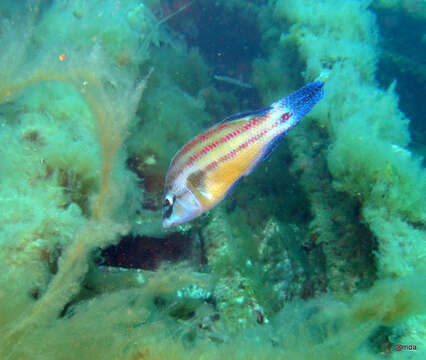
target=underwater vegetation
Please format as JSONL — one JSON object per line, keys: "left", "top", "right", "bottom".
{"left": 0, "top": 0, "right": 425, "bottom": 359}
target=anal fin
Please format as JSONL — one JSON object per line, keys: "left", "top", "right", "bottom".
{"left": 243, "top": 131, "right": 288, "bottom": 176}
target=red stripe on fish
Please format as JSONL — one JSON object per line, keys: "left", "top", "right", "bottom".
{"left": 167, "top": 114, "right": 269, "bottom": 186}
{"left": 202, "top": 112, "right": 293, "bottom": 173}
{"left": 171, "top": 123, "right": 232, "bottom": 168}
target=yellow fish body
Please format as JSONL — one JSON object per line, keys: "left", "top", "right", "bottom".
{"left": 163, "top": 81, "right": 324, "bottom": 228}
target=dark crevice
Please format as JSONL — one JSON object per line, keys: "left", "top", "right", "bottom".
{"left": 99, "top": 233, "right": 193, "bottom": 270}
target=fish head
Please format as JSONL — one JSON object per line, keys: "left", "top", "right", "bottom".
{"left": 162, "top": 187, "right": 203, "bottom": 228}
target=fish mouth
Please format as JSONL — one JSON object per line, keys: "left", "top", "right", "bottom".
{"left": 162, "top": 218, "right": 175, "bottom": 229}
{"left": 162, "top": 210, "right": 177, "bottom": 228}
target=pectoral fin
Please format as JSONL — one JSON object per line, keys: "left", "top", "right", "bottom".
{"left": 187, "top": 170, "right": 212, "bottom": 201}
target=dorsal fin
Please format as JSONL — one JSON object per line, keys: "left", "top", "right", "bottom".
{"left": 220, "top": 106, "right": 272, "bottom": 124}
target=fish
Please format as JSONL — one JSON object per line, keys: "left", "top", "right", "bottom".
{"left": 162, "top": 81, "right": 325, "bottom": 228}
{"left": 213, "top": 75, "right": 253, "bottom": 89}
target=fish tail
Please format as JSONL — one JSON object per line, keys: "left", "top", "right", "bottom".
{"left": 274, "top": 81, "right": 324, "bottom": 119}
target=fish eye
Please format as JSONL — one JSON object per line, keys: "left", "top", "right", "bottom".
{"left": 163, "top": 194, "right": 175, "bottom": 219}
{"left": 163, "top": 195, "right": 175, "bottom": 208}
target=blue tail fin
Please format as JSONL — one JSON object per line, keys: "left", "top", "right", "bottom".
{"left": 281, "top": 81, "right": 324, "bottom": 120}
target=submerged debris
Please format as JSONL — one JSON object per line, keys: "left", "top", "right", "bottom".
{"left": 213, "top": 74, "right": 253, "bottom": 88}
